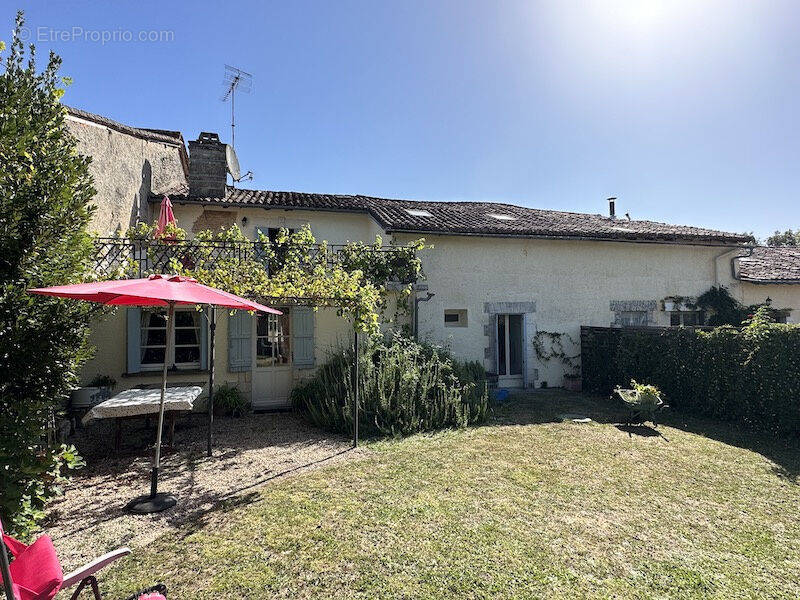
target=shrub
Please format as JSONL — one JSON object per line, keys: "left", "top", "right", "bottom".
{"left": 0, "top": 13, "right": 95, "bottom": 536}
{"left": 582, "top": 311, "right": 800, "bottom": 433}
{"left": 213, "top": 383, "right": 249, "bottom": 417}
{"left": 292, "top": 333, "right": 489, "bottom": 436}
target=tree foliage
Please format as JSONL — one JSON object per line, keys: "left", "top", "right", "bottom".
{"left": 0, "top": 12, "right": 96, "bottom": 535}
{"left": 766, "top": 229, "right": 800, "bottom": 247}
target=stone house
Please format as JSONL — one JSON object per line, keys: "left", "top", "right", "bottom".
{"left": 67, "top": 106, "right": 800, "bottom": 407}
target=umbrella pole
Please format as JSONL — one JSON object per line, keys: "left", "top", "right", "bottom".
{"left": 207, "top": 306, "right": 216, "bottom": 457}
{"left": 127, "top": 301, "right": 177, "bottom": 514}
{"left": 151, "top": 300, "right": 173, "bottom": 497}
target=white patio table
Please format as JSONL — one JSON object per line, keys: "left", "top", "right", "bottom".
{"left": 82, "top": 385, "right": 203, "bottom": 453}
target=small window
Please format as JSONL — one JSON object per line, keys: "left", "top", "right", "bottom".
{"left": 404, "top": 208, "right": 433, "bottom": 217}
{"left": 487, "top": 213, "right": 517, "bottom": 221}
{"left": 670, "top": 311, "right": 701, "bottom": 327}
{"left": 444, "top": 309, "right": 468, "bottom": 328}
{"left": 618, "top": 311, "right": 648, "bottom": 327}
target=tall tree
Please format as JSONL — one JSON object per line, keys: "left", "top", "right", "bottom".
{"left": 766, "top": 229, "right": 800, "bottom": 247}
{"left": 0, "top": 12, "right": 96, "bottom": 533}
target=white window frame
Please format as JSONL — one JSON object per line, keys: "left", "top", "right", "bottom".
{"left": 140, "top": 308, "right": 202, "bottom": 371}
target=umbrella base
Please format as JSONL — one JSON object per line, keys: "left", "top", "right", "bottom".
{"left": 125, "top": 493, "right": 177, "bottom": 514}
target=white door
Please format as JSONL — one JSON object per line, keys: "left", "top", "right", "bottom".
{"left": 497, "top": 313, "right": 524, "bottom": 388}
{"left": 252, "top": 308, "right": 293, "bottom": 410}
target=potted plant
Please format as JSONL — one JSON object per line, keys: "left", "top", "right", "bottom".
{"left": 70, "top": 375, "right": 116, "bottom": 409}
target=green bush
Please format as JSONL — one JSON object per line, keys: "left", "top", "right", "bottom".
{"left": 292, "top": 333, "right": 489, "bottom": 436}
{"left": 582, "top": 309, "right": 800, "bottom": 433}
{"left": 0, "top": 14, "right": 95, "bottom": 536}
{"left": 213, "top": 383, "right": 249, "bottom": 417}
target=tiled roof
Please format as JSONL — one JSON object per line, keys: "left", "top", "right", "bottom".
{"left": 65, "top": 105, "right": 185, "bottom": 146}
{"left": 738, "top": 247, "right": 800, "bottom": 283}
{"left": 156, "top": 185, "right": 752, "bottom": 245}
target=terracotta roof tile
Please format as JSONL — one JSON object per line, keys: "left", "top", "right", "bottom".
{"left": 738, "top": 247, "right": 800, "bottom": 283}
{"left": 155, "top": 186, "right": 752, "bottom": 245}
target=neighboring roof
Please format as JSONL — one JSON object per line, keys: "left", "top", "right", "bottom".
{"left": 65, "top": 105, "right": 185, "bottom": 147}
{"left": 737, "top": 247, "right": 800, "bottom": 283}
{"left": 155, "top": 185, "right": 753, "bottom": 246}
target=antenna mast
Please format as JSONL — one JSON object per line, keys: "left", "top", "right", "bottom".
{"left": 221, "top": 64, "right": 252, "bottom": 149}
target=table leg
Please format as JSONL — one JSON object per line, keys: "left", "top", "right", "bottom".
{"left": 168, "top": 412, "right": 176, "bottom": 447}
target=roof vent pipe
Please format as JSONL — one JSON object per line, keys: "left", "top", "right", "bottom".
{"left": 607, "top": 197, "right": 617, "bottom": 219}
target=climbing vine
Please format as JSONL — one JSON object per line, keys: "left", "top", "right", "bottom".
{"left": 532, "top": 330, "right": 580, "bottom": 375}
{"left": 121, "top": 222, "right": 426, "bottom": 334}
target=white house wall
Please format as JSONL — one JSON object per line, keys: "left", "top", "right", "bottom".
{"left": 398, "top": 234, "right": 772, "bottom": 388}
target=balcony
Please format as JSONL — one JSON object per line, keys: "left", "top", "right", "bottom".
{"left": 93, "top": 238, "right": 419, "bottom": 284}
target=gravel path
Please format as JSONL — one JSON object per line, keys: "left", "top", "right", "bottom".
{"left": 42, "top": 412, "right": 358, "bottom": 573}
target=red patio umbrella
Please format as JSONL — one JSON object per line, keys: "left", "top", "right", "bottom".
{"left": 29, "top": 275, "right": 281, "bottom": 513}
{"left": 154, "top": 196, "right": 176, "bottom": 239}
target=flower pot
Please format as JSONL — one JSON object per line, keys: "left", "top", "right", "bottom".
{"left": 71, "top": 386, "right": 112, "bottom": 409}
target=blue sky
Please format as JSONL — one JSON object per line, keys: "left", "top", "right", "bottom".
{"left": 4, "top": 1, "right": 799, "bottom": 239}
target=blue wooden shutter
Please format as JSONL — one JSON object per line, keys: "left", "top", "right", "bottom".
{"left": 292, "top": 306, "right": 315, "bottom": 369}
{"left": 228, "top": 311, "right": 252, "bottom": 372}
{"left": 127, "top": 307, "right": 142, "bottom": 374}
{"left": 199, "top": 309, "right": 208, "bottom": 370}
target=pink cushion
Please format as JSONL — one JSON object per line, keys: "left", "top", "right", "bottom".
{"left": 6, "top": 535, "right": 63, "bottom": 600}
{"left": 138, "top": 594, "right": 166, "bottom": 600}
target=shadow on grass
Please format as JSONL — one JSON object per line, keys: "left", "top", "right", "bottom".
{"left": 488, "top": 389, "right": 800, "bottom": 483}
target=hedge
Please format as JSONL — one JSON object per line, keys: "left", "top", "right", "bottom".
{"left": 581, "top": 317, "right": 800, "bottom": 433}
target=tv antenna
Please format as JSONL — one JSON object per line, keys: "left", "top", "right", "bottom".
{"left": 221, "top": 64, "right": 252, "bottom": 150}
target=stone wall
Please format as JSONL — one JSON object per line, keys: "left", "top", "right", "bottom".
{"left": 66, "top": 112, "right": 187, "bottom": 236}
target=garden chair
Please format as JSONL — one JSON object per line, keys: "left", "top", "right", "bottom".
{"left": 0, "top": 518, "right": 159, "bottom": 600}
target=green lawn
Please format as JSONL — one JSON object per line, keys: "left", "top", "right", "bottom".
{"left": 103, "top": 392, "right": 800, "bottom": 599}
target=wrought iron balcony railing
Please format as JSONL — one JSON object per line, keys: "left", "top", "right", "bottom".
{"left": 93, "top": 238, "right": 418, "bottom": 283}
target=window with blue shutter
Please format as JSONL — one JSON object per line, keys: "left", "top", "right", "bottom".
{"left": 228, "top": 311, "right": 253, "bottom": 372}
{"left": 292, "top": 306, "right": 315, "bottom": 369}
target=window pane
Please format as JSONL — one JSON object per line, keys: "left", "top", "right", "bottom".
{"left": 143, "top": 328, "right": 167, "bottom": 346}
{"left": 670, "top": 312, "right": 681, "bottom": 326}
{"left": 145, "top": 312, "right": 167, "bottom": 327}
{"left": 175, "top": 346, "right": 200, "bottom": 364}
{"left": 256, "top": 337, "right": 272, "bottom": 361}
{"left": 509, "top": 315, "right": 523, "bottom": 376}
{"left": 444, "top": 312, "right": 459, "bottom": 323}
{"left": 497, "top": 315, "right": 507, "bottom": 376}
{"left": 683, "top": 312, "right": 700, "bottom": 326}
{"left": 175, "top": 311, "right": 197, "bottom": 327}
{"left": 275, "top": 336, "right": 290, "bottom": 365}
{"left": 142, "top": 347, "right": 165, "bottom": 365}
{"left": 620, "top": 311, "right": 647, "bottom": 327}
{"left": 257, "top": 315, "right": 268, "bottom": 336}
{"left": 175, "top": 328, "right": 198, "bottom": 345}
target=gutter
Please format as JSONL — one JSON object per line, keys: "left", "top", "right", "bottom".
{"left": 730, "top": 246, "right": 755, "bottom": 281}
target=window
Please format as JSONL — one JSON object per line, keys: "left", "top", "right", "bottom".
{"left": 256, "top": 310, "right": 291, "bottom": 367}
{"left": 404, "top": 208, "right": 433, "bottom": 217}
{"left": 670, "top": 311, "right": 701, "bottom": 327}
{"left": 140, "top": 309, "right": 201, "bottom": 370}
{"left": 618, "top": 311, "right": 648, "bottom": 327}
{"left": 256, "top": 227, "right": 295, "bottom": 272}
{"left": 444, "top": 309, "right": 468, "bottom": 327}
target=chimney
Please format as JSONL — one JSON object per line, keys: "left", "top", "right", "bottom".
{"left": 188, "top": 132, "right": 227, "bottom": 198}
{"left": 607, "top": 197, "right": 617, "bottom": 219}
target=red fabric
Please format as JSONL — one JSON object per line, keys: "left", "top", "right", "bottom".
{"left": 0, "top": 534, "right": 63, "bottom": 600}
{"left": 28, "top": 274, "right": 281, "bottom": 314}
{"left": 154, "top": 196, "right": 177, "bottom": 239}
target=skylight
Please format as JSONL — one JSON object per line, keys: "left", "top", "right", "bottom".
{"left": 487, "top": 213, "right": 517, "bottom": 221}
{"left": 405, "top": 208, "right": 433, "bottom": 217}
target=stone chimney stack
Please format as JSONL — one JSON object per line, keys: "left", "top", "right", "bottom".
{"left": 188, "top": 132, "right": 226, "bottom": 198}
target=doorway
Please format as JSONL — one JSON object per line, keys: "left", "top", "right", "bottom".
{"left": 252, "top": 308, "right": 293, "bottom": 410}
{"left": 497, "top": 314, "right": 524, "bottom": 388}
